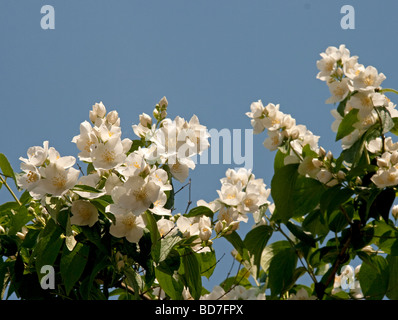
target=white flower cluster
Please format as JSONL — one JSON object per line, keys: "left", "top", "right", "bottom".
{"left": 369, "top": 138, "right": 398, "bottom": 188}
{"left": 246, "top": 101, "right": 344, "bottom": 187}
{"left": 198, "top": 168, "right": 271, "bottom": 235}
{"left": 18, "top": 98, "right": 210, "bottom": 245}
{"left": 17, "top": 141, "right": 80, "bottom": 199}
{"left": 246, "top": 101, "right": 320, "bottom": 155}
{"left": 157, "top": 214, "right": 213, "bottom": 253}
{"left": 332, "top": 264, "right": 363, "bottom": 299}
{"left": 200, "top": 285, "right": 265, "bottom": 300}
{"left": 133, "top": 97, "right": 210, "bottom": 183}
{"left": 317, "top": 44, "right": 398, "bottom": 150}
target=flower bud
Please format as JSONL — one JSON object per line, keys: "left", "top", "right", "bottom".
{"left": 392, "top": 205, "right": 398, "bottom": 220}
{"left": 214, "top": 220, "right": 224, "bottom": 234}
{"left": 158, "top": 96, "right": 168, "bottom": 108}
{"left": 106, "top": 110, "right": 119, "bottom": 125}
{"left": 0, "top": 225, "right": 5, "bottom": 234}
{"left": 139, "top": 113, "right": 152, "bottom": 127}
{"left": 89, "top": 102, "right": 107, "bottom": 123}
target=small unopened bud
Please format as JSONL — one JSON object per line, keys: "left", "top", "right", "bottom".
{"left": 106, "top": 110, "right": 119, "bottom": 125}
{"left": 214, "top": 221, "right": 224, "bottom": 234}
{"left": 158, "top": 96, "right": 168, "bottom": 108}
{"left": 392, "top": 205, "right": 398, "bottom": 220}
{"left": 318, "top": 146, "right": 326, "bottom": 158}
{"left": 0, "top": 225, "right": 5, "bottom": 234}
{"left": 139, "top": 113, "right": 152, "bottom": 127}
{"left": 89, "top": 102, "right": 107, "bottom": 123}
{"left": 337, "top": 170, "right": 346, "bottom": 180}
{"left": 326, "top": 151, "right": 333, "bottom": 161}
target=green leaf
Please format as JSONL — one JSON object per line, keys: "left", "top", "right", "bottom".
{"left": 243, "top": 225, "right": 273, "bottom": 277}
{"left": 179, "top": 248, "right": 202, "bottom": 300}
{"left": 224, "top": 231, "right": 247, "bottom": 259}
{"left": 260, "top": 240, "right": 291, "bottom": 272}
{"left": 155, "top": 267, "right": 183, "bottom": 300}
{"left": 274, "top": 149, "right": 288, "bottom": 171}
{"left": 159, "top": 235, "right": 182, "bottom": 263}
{"left": 336, "top": 108, "right": 359, "bottom": 141}
{"left": 60, "top": 242, "right": 90, "bottom": 295}
{"left": 124, "top": 268, "right": 142, "bottom": 300}
{"left": 387, "top": 255, "right": 398, "bottom": 300}
{"left": 0, "top": 153, "right": 15, "bottom": 179}
{"left": 198, "top": 250, "right": 217, "bottom": 279}
{"left": 8, "top": 206, "right": 33, "bottom": 236}
{"left": 157, "top": 248, "right": 181, "bottom": 275}
{"left": 268, "top": 247, "right": 298, "bottom": 298}
{"left": 144, "top": 211, "right": 161, "bottom": 263}
{"left": 372, "top": 220, "right": 398, "bottom": 255}
{"left": 375, "top": 106, "right": 395, "bottom": 134}
{"left": 286, "top": 221, "right": 316, "bottom": 248}
{"left": 358, "top": 255, "right": 389, "bottom": 300}
{"left": 271, "top": 164, "right": 325, "bottom": 222}
{"left": 390, "top": 118, "right": 398, "bottom": 136}
{"left": 185, "top": 206, "right": 214, "bottom": 219}
{"left": 34, "top": 219, "right": 64, "bottom": 277}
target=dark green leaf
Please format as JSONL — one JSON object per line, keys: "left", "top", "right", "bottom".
{"left": 34, "top": 219, "right": 64, "bottom": 276}
{"left": 271, "top": 164, "right": 325, "bottom": 222}
{"left": 336, "top": 108, "right": 359, "bottom": 141}
{"left": 155, "top": 267, "right": 183, "bottom": 300}
{"left": 286, "top": 221, "right": 316, "bottom": 247}
{"left": 179, "top": 248, "right": 202, "bottom": 300}
{"left": 185, "top": 206, "right": 214, "bottom": 219}
{"left": 243, "top": 225, "right": 273, "bottom": 276}
{"left": 387, "top": 255, "right": 398, "bottom": 300}
{"left": 358, "top": 255, "right": 389, "bottom": 300}
{"left": 60, "top": 242, "right": 90, "bottom": 295}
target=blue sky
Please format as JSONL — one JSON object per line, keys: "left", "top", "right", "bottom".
{"left": 1, "top": 0, "right": 398, "bottom": 295}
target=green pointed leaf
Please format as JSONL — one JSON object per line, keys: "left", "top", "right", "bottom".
{"left": 0, "top": 153, "right": 15, "bottom": 179}
{"left": 60, "top": 242, "right": 90, "bottom": 295}
{"left": 336, "top": 108, "right": 359, "bottom": 141}
{"left": 243, "top": 225, "right": 273, "bottom": 277}
{"left": 358, "top": 255, "right": 389, "bottom": 300}
{"left": 271, "top": 164, "right": 325, "bottom": 222}
{"left": 185, "top": 206, "right": 214, "bottom": 219}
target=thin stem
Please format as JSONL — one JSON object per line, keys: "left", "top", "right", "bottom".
{"left": 0, "top": 175, "right": 21, "bottom": 206}
{"left": 379, "top": 88, "right": 398, "bottom": 95}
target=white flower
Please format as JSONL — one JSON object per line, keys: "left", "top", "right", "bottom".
{"left": 351, "top": 66, "right": 386, "bottom": 91}
{"left": 108, "top": 206, "right": 146, "bottom": 243}
{"left": 217, "top": 184, "right": 244, "bottom": 206}
{"left": 316, "top": 45, "right": 351, "bottom": 81}
{"left": 149, "top": 191, "right": 171, "bottom": 216}
{"left": 325, "top": 78, "right": 350, "bottom": 104}
{"left": 176, "top": 216, "right": 199, "bottom": 238}
{"left": 36, "top": 163, "right": 80, "bottom": 197}
{"left": 111, "top": 176, "right": 160, "bottom": 215}
{"left": 70, "top": 200, "right": 98, "bottom": 227}
{"left": 263, "top": 130, "right": 283, "bottom": 151}
{"left": 298, "top": 156, "right": 321, "bottom": 179}
{"left": 246, "top": 100, "right": 266, "bottom": 134}
{"left": 169, "top": 159, "right": 192, "bottom": 182}
{"left": 157, "top": 217, "right": 177, "bottom": 237}
{"left": 200, "top": 286, "right": 227, "bottom": 300}
{"left": 17, "top": 163, "right": 41, "bottom": 191}
{"left": 117, "top": 151, "right": 147, "bottom": 177}
{"left": 19, "top": 141, "right": 49, "bottom": 166}
{"left": 72, "top": 121, "right": 97, "bottom": 162}
{"left": 198, "top": 216, "right": 212, "bottom": 241}
{"left": 89, "top": 102, "right": 107, "bottom": 124}
{"left": 91, "top": 136, "right": 127, "bottom": 170}
{"left": 371, "top": 167, "right": 398, "bottom": 188}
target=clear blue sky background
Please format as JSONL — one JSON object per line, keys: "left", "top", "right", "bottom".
{"left": 1, "top": 0, "right": 398, "bottom": 296}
